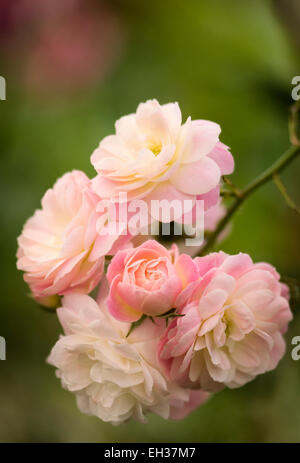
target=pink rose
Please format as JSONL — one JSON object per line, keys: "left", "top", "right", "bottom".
{"left": 91, "top": 99, "right": 234, "bottom": 224}
{"left": 17, "top": 170, "right": 128, "bottom": 301}
{"left": 107, "top": 240, "right": 198, "bottom": 322}
{"left": 158, "top": 252, "right": 292, "bottom": 391}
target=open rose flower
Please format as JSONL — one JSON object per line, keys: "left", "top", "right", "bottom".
{"left": 106, "top": 240, "right": 198, "bottom": 322}
{"left": 17, "top": 170, "right": 129, "bottom": 301}
{"left": 91, "top": 99, "right": 234, "bottom": 224}
{"left": 158, "top": 252, "right": 292, "bottom": 391}
{"left": 47, "top": 288, "right": 209, "bottom": 425}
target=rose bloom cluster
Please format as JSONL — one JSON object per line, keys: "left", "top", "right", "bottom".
{"left": 17, "top": 100, "right": 292, "bottom": 425}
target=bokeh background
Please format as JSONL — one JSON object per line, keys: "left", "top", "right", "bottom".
{"left": 0, "top": 0, "right": 300, "bottom": 443}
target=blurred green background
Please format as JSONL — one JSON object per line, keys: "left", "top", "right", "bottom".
{"left": 0, "top": 0, "right": 300, "bottom": 442}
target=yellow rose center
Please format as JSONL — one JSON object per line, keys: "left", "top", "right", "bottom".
{"left": 148, "top": 141, "right": 162, "bottom": 156}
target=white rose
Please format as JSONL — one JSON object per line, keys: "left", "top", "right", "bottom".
{"left": 48, "top": 288, "right": 203, "bottom": 424}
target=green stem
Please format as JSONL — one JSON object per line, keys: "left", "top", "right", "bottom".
{"left": 273, "top": 173, "right": 300, "bottom": 214}
{"left": 222, "top": 176, "right": 241, "bottom": 198}
{"left": 199, "top": 144, "right": 300, "bottom": 256}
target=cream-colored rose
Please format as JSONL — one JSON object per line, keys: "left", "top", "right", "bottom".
{"left": 48, "top": 286, "right": 205, "bottom": 424}
{"left": 91, "top": 99, "right": 234, "bottom": 223}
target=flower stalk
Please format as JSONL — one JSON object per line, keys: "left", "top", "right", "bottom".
{"left": 199, "top": 106, "right": 300, "bottom": 256}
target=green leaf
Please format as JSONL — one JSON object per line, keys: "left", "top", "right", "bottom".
{"left": 157, "top": 308, "right": 185, "bottom": 319}
{"left": 126, "top": 314, "right": 147, "bottom": 337}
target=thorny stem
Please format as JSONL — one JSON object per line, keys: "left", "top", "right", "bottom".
{"left": 199, "top": 128, "right": 300, "bottom": 256}
{"left": 199, "top": 102, "right": 300, "bottom": 256}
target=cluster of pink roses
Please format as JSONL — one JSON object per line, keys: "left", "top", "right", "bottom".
{"left": 17, "top": 100, "right": 292, "bottom": 425}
